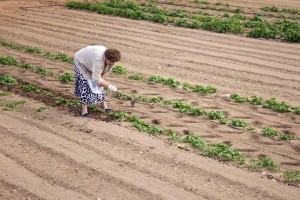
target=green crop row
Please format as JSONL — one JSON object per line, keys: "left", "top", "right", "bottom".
{"left": 0, "top": 55, "right": 75, "bottom": 83}
{"left": 113, "top": 65, "right": 217, "bottom": 95}
{"left": 230, "top": 93, "right": 300, "bottom": 115}
{"left": 0, "top": 41, "right": 73, "bottom": 64}
{"left": 261, "top": 6, "right": 300, "bottom": 15}
{"left": 111, "top": 91, "right": 294, "bottom": 141}
{"left": 66, "top": 0, "right": 300, "bottom": 43}
{"left": 109, "top": 110, "right": 245, "bottom": 163}
{"left": 0, "top": 55, "right": 54, "bottom": 76}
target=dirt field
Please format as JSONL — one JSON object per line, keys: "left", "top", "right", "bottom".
{"left": 0, "top": 0, "right": 300, "bottom": 199}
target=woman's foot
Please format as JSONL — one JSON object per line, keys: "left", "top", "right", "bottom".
{"left": 105, "top": 108, "right": 112, "bottom": 113}
{"left": 82, "top": 113, "right": 89, "bottom": 118}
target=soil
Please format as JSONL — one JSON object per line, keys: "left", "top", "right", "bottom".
{"left": 0, "top": 0, "right": 299, "bottom": 199}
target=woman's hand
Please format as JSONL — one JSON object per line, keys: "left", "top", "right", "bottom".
{"left": 108, "top": 84, "right": 117, "bottom": 93}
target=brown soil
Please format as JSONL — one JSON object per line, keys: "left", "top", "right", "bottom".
{"left": 0, "top": 0, "right": 299, "bottom": 199}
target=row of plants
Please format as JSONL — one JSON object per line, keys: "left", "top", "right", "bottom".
{"left": 112, "top": 91, "right": 296, "bottom": 141}
{"left": 65, "top": 0, "right": 300, "bottom": 42}
{"left": 166, "top": 0, "right": 300, "bottom": 21}
{"left": 0, "top": 41, "right": 73, "bottom": 64}
{"left": 113, "top": 65, "right": 217, "bottom": 94}
{"left": 0, "top": 55, "right": 74, "bottom": 82}
{"left": 230, "top": 93, "right": 300, "bottom": 115}
{"left": 0, "top": 55, "right": 53, "bottom": 76}
{"left": 1, "top": 72, "right": 299, "bottom": 184}
{"left": 261, "top": 6, "right": 300, "bottom": 15}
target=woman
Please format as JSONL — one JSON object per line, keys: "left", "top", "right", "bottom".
{"left": 74, "top": 45, "right": 121, "bottom": 118}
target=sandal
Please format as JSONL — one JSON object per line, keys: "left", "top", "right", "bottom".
{"left": 82, "top": 113, "right": 89, "bottom": 118}
{"left": 105, "top": 108, "right": 112, "bottom": 113}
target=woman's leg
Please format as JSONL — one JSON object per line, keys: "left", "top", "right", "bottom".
{"left": 82, "top": 104, "right": 88, "bottom": 115}
{"left": 100, "top": 101, "right": 108, "bottom": 109}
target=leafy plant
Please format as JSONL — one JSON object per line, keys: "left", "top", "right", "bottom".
{"left": 21, "top": 84, "right": 44, "bottom": 94}
{"left": 249, "top": 96, "right": 264, "bottom": 105}
{"left": 279, "top": 133, "right": 294, "bottom": 140}
{"left": 0, "top": 56, "right": 20, "bottom": 66}
{"left": 0, "top": 91, "right": 11, "bottom": 96}
{"left": 59, "top": 72, "right": 75, "bottom": 83}
{"left": 112, "top": 65, "right": 127, "bottom": 74}
{"left": 0, "top": 74, "right": 17, "bottom": 85}
{"left": 184, "top": 133, "right": 207, "bottom": 149}
{"left": 36, "top": 106, "right": 49, "bottom": 112}
{"left": 55, "top": 97, "right": 80, "bottom": 107}
{"left": 207, "top": 111, "right": 229, "bottom": 124}
{"left": 284, "top": 170, "right": 300, "bottom": 184}
{"left": 249, "top": 157, "right": 278, "bottom": 171}
{"left": 204, "top": 143, "right": 245, "bottom": 163}
{"left": 0, "top": 100, "right": 26, "bottom": 111}
{"left": 183, "top": 82, "right": 193, "bottom": 90}
{"left": 128, "top": 73, "right": 144, "bottom": 80}
{"left": 262, "top": 127, "right": 278, "bottom": 137}
{"left": 163, "top": 100, "right": 172, "bottom": 105}
{"left": 262, "top": 98, "right": 293, "bottom": 113}
{"left": 192, "top": 85, "right": 217, "bottom": 95}
{"left": 230, "top": 93, "right": 248, "bottom": 103}
{"left": 294, "top": 106, "right": 300, "bottom": 115}
{"left": 230, "top": 119, "right": 248, "bottom": 127}
{"left": 166, "top": 129, "right": 181, "bottom": 141}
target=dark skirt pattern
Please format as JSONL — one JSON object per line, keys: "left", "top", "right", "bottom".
{"left": 74, "top": 64, "right": 106, "bottom": 105}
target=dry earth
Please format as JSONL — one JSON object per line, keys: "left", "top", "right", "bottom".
{"left": 0, "top": 0, "right": 300, "bottom": 199}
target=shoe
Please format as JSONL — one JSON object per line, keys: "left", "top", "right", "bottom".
{"left": 105, "top": 108, "right": 112, "bottom": 113}
{"left": 82, "top": 113, "right": 89, "bottom": 118}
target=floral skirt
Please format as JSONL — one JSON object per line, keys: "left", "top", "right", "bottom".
{"left": 74, "top": 64, "right": 106, "bottom": 105}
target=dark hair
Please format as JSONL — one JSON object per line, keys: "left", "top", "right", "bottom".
{"left": 105, "top": 48, "right": 121, "bottom": 62}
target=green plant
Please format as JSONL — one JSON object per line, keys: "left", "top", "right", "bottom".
{"left": 262, "top": 98, "right": 293, "bottom": 113}
{"left": 192, "top": 85, "right": 217, "bottom": 95}
{"left": 35, "top": 66, "right": 53, "bottom": 76}
{"left": 230, "top": 119, "right": 248, "bottom": 127}
{"left": 184, "top": 133, "right": 207, "bottom": 149}
{"left": 163, "top": 100, "right": 172, "bottom": 105}
{"left": 148, "top": 75, "right": 165, "bottom": 83}
{"left": 163, "top": 78, "right": 180, "bottom": 89}
{"left": 262, "top": 127, "right": 278, "bottom": 137}
{"left": 207, "top": 111, "right": 229, "bottom": 124}
{"left": 0, "top": 56, "right": 20, "bottom": 66}
{"left": 0, "top": 74, "right": 17, "bottom": 85}
{"left": 149, "top": 97, "right": 160, "bottom": 103}
{"left": 55, "top": 97, "right": 80, "bottom": 107}
{"left": 284, "top": 170, "right": 300, "bottom": 184}
{"left": 279, "top": 133, "right": 294, "bottom": 140}
{"left": 59, "top": 72, "right": 75, "bottom": 83}
{"left": 112, "top": 65, "right": 127, "bottom": 74}
{"left": 230, "top": 93, "right": 248, "bottom": 103}
{"left": 166, "top": 129, "right": 180, "bottom": 141}
{"left": 128, "top": 73, "right": 144, "bottom": 80}
{"left": 0, "top": 100, "right": 26, "bottom": 111}
{"left": 36, "top": 106, "right": 49, "bottom": 112}
{"left": 249, "top": 96, "right": 264, "bottom": 105}
{"left": 204, "top": 143, "right": 245, "bottom": 163}
{"left": 249, "top": 157, "right": 278, "bottom": 171}
{"left": 0, "top": 90, "right": 11, "bottom": 96}
{"left": 183, "top": 82, "right": 193, "bottom": 90}
{"left": 21, "top": 84, "right": 44, "bottom": 93}
{"left": 294, "top": 106, "right": 300, "bottom": 115}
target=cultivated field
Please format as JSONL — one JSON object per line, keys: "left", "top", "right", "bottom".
{"left": 0, "top": 0, "right": 300, "bottom": 199}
